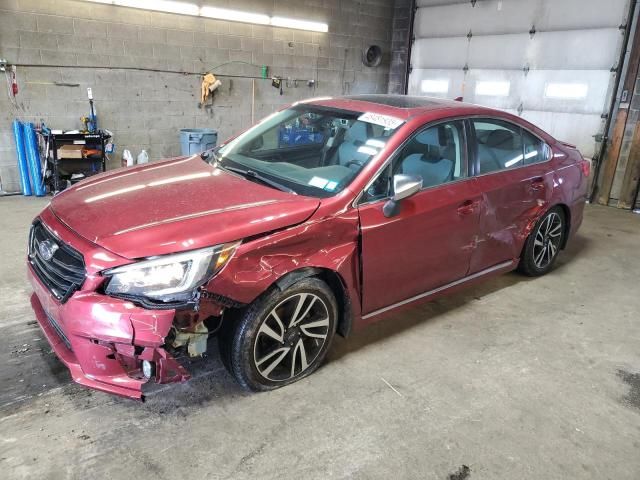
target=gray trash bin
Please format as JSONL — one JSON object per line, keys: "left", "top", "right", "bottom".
{"left": 180, "top": 128, "right": 217, "bottom": 156}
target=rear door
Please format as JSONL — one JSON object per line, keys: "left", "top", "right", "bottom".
{"left": 468, "top": 118, "right": 552, "bottom": 274}
{"left": 358, "top": 120, "right": 482, "bottom": 315}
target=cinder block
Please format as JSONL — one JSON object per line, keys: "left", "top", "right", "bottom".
{"left": 150, "top": 12, "right": 203, "bottom": 32}
{"left": 204, "top": 48, "right": 229, "bottom": 65}
{"left": 228, "top": 23, "right": 252, "bottom": 37}
{"left": 41, "top": 50, "right": 77, "bottom": 66}
{"left": 19, "top": 31, "right": 57, "bottom": 49}
{"left": 303, "top": 43, "right": 319, "bottom": 57}
{"left": 60, "top": 69, "right": 95, "bottom": 84}
{"left": 0, "top": 30, "right": 20, "bottom": 50}
{"left": 92, "top": 38, "right": 125, "bottom": 56}
{"left": 252, "top": 52, "right": 273, "bottom": 67}
{"left": 293, "top": 30, "right": 313, "bottom": 44}
{"left": 106, "top": 22, "right": 139, "bottom": 40}
{"left": 139, "top": 27, "right": 166, "bottom": 44}
{"left": 218, "top": 35, "right": 242, "bottom": 50}
{"left": 263, "top": 39, "right": 284, "bottom": 55}
{"left": 240, "top": 37, "right": 262, "bottom": 53}
{"left": 124, "top": 40, "right": 154, "bottom": 57}
{"left": 56, "top": 35, "right": 88, "bottom": 53}
{"left": 90, "top": 4, "right": 151, "bottom": 26}
{"left": 166, "top": 29, "right": 195, "bottom": 46}
{"left": 0, "top": 11, "right": 37, "bottom": 31}
{"left": 76, "top": 52, "right": 110, "bottom": 67}
{"left": 0, "top": 164, "right": 20, "bottom": 193}
{"left": 180, "top": 46, "right": 206, "bottom": 61}
{"left": 36, "top": 14, "right": 74, "bottom": 34}
{"left": 251, "top": 25, "right": 273, "bottom": 40}
{"left": 153, "top": 43, "right": 181, "bottom": 59}
{"left": 73, "top": 19, "right": 108, "bottom": 38}
{"left": 272, "top": 28, "right": 294, "bottom": 43}
{"left": 194, "top": 32, "right": 218, "bottom": 48}
{"left": 204, "top": 19, "right": 229, "bottom": 35}
{"left": 95, "top": 70, "right": 126, "bottom": 85}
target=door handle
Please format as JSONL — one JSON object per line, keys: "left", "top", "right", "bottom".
{"left": 457, "top": 199, "right": 478, "bottom": 216}
{"left": 530, "top": 177, "right": 545, "bottom": 191}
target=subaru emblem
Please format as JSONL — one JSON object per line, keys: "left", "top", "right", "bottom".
{"left": 39, "top": 240, "right": 58, "bottom": 261}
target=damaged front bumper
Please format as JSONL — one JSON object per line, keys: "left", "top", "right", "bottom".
{"left": 28, "top": 263, "right": 190, "bottom": 400}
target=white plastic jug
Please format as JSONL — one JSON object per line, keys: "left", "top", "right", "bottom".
{"left": 122, "top": 149, "right": 134, "bottom": 167}
{"left": 137, "top": 149, "right": 149, "bottom": 164}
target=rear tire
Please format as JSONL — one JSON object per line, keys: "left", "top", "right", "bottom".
{"left": 518, "top": 206, "right": 566, "bottom": 277}
{"left": 219, "top": 277, "right": 337, "bottom": 391}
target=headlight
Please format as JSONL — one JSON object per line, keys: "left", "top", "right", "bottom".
{"left": 103, "top": 242, "right": 240, "bottom": 303}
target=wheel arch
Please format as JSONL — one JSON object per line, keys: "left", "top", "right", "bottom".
{"left": 274, "top": 267, "right": 354, "bottom": 338}
{"left": 555, "top": 203, "right": 571, "bottom": 249}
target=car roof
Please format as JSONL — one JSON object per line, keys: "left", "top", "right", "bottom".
{"left": 304, "top": 94, "right": 499, "bottom": 119}
{"left": 302, "top": 94, "right": 555, "bottom": 143}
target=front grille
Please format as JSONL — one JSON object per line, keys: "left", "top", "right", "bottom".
{"left": 29, "top": 220, "right": 86, "bottom": 303}
{"left": 46, "top": 311, "right": 72, "bottom": 351}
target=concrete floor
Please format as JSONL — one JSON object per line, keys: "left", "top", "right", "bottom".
{"left": 1, "top": 197, "right": 639, "bottom": 480}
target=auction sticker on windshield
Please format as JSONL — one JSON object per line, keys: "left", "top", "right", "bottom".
{"left": 358, "top": 112, "right": 404, "bottom": 130}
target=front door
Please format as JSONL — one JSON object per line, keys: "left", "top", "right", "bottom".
{"left": 357, "top": 120, "right": 482, "bottom": 316}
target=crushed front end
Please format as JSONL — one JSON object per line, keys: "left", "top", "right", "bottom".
{"left": 26, "top": 210, "right": 227, "bottom": 400}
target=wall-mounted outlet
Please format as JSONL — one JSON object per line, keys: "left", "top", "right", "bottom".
{"left": 0, "top": 59, "right": 7, "bottom": 72}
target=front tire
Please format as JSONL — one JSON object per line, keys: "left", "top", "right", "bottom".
{"left": 518, "top": 206, "right": 566, "bottom": 277}
{"left": 219, "top": 277, "right": 337, "bottom": 391}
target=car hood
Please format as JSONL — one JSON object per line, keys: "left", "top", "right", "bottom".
{"left": 49, "top": 156, "right": 320, "bottom": 259}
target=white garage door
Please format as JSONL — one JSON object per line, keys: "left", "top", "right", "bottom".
{"left": 408, "top": 0, "right": 631, "bottom": 158}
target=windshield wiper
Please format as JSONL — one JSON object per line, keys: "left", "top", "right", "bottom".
{"left": 219, "top": 165, "right": 296, "bottom": 194}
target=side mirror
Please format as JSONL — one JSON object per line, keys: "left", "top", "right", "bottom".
{"left": 383, "top": 173, "right": 423, "bottom": 217}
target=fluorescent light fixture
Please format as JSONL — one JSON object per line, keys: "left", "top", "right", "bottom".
{"left": 83, "top": 0, "right": 328, "bottom": 32}
{"left": 200, "top": 6, "right": 269, "bottom": 25}
{"left": 93, "top": 0, "right": 199, "bottom": 16}
{"left": 270, "top": 17, "right": 328, "bottom": 33}
{"left": 421, "top": 79, "right": 449, "bottom": 94}
{"left": 475, "top": 81, "right": 510, "bottom": 97}
{"left": 544, "top": 82, "right": 588, "bottom": 99}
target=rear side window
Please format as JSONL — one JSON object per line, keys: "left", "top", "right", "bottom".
{"left": 522, "top": 130, "right": 546, "bottom": 165}
{"left": 473, "top": 120, "right": 524, "bottom": 174}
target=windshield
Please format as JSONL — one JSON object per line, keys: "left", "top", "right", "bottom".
{"left": 216, "top": 104, "right": 404, "bottom": 197}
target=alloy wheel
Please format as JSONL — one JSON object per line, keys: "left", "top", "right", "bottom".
{"left": 253, "top": 293, "right": 331, "bottom": 382}
{"left": 533, "top": 212, "right": 563, "bottom": 269}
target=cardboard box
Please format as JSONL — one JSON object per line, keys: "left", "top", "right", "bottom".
{"left": 56, "top": 144, "right": 84, "bottom": 159}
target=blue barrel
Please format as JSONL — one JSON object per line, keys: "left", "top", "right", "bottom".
{"left": 180, "top": 128, "right": 217, "bottom": 156}
{"left": 12, "top": 120, "right": 32, "bottom": 196}
{"left": 23, "top": 123, "right": 46, "bottom": 196}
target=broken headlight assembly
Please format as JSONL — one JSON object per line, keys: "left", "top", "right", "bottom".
{"left": 103, "top": 242, "right": 240, "bottom": 305}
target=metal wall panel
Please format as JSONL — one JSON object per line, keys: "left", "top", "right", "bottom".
{"left": 409, "top": 0, "right": 631, "bottom": 158}
{"left": 412, "top": 37, "right": 469, "bottom": 69}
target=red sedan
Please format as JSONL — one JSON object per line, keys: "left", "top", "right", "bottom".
{"left": 27, "top": 95, "right": 589, "bottom": 399}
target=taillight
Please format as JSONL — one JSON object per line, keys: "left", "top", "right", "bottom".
{"left": 579, "top": 159, "right": 591, "bottom": 177}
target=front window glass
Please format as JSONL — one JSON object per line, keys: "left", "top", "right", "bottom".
{"left": 216, "top": 105, "right": 403, "bottom": 197}
{"left": 361, "top": 121, "right": 466, "bottom": 203}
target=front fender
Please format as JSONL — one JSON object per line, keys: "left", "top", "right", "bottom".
{"left": 204, "top": 211, "right": 362, "bottom": 322}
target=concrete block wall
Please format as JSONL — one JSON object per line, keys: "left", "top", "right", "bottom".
{"left": 0, "top": 0, "right": 393, "bottom": 193}
{"left": 387, "top": 0, "right": 411, "bottom": 95}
